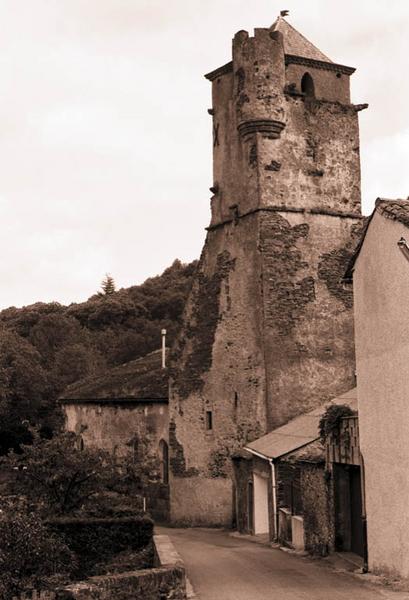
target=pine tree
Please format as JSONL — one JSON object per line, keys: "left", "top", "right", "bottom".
{"left": 100, "top": 273, "right": 116, "bottom": 296}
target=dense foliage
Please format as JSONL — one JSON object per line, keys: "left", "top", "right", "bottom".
{"left": 318, "top": 404, "right": 355, "bottom": 442}
{"left": 2, "top": 430, "right": 118, "bottom": 515}
{"left": 0, "top": 432, "right": 156, "bottom": 594}
{"left": 0, "top": 507, "right": 76, "bottom": 599}
{"left": 0, "top": 259, "right": 196, "bottom": 452}
{"left": 1, "top": 428, "right": 160, "bottom": 516}
{"left": 47, "top": 515, "right": 154, "bottom": 577}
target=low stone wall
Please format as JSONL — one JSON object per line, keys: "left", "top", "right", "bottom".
{"left": 56, "top": 534, "right": 187, "bottom": 600}
{"left": 56, "top": 567, "right": 185, "bottom": 600}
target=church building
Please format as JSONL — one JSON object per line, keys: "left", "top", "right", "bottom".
{"left": 169, "top": 16, "right": 366, "bottom": 526}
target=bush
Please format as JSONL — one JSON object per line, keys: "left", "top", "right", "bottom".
{"left": 46, "top": 515, "right": 154, "bottom": 577}
{"left": 0, "top": 508, "right": 76, "bottom": 599}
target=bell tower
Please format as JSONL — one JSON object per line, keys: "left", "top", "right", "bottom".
{"left": 169, "top": 17, "right": 365, "bottom": 526}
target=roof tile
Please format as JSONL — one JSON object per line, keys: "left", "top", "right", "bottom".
{"left": 60, "top": 349, "right": 168, "bottom": 403}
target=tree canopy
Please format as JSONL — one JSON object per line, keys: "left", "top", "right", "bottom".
{"left": 0, "top": 259, "right": 196, "bottom": 453}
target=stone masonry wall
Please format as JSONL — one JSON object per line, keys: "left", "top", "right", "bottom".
{"left": 169, "top": 216, "right": 267, "bottom": 525}
{"left": 301, "top": 464, "right": 334, "bottom": 556}
{"left": 57, "top": 567, "right": 186, "bottom": 600}
{"left": 261, "top": 210, "right": 363, "bottom": 428}
{"left": 169, "top": 23, "right": 364, "bottom": 526}
{"left": 64, "top": 402, "right": 168, "bottom": 459}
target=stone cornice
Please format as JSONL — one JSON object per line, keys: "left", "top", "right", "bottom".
{"left": 204, "top": 55, "right": 355, "bottom": 82}
{"left": 237, "top": 119, "right": 286, "bottom": 140}
{"left": 207, "top": 205, "right": 363, "bottom": 231}
{"left": 285, "top": 54, "right": 355, "bottom": 75}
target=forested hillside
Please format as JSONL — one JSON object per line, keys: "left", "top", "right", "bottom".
{"left": 0, "top": 259, "right": 196, "bottom": 453}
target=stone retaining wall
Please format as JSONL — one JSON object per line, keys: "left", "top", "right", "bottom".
{"left": 56, "top": 534, "right": 187, "bottom": 600}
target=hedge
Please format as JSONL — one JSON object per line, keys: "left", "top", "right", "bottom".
{"left": 46, "top": 515, "right": 154, "bottom": 577}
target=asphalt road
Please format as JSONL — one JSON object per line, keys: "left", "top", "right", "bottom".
{"left": 158, "top": 527, "right": 409, "bottom": 600}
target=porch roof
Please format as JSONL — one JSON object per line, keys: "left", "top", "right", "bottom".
{"left": 245, "top": 388, "right": 357, "bottom": 460}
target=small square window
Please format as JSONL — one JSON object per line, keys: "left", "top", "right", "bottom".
{"left": 206, "top": 410, "right": 213, "bottom": 431}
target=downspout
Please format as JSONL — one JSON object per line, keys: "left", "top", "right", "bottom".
{"left": 271, "top": 459, "right": 278, "bottom": 541}
{"left": 244, "top": 446, "right": 279, "bottom": 541}
{"left": 360, "top": 451, "right": 369, "bottom": 573}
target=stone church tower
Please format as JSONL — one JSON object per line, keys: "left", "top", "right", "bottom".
{"left": 169, "top": 17, "right": 365, "bottom": 525}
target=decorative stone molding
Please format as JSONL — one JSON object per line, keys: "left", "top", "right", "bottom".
{"left": 285, "top": 54, "right": 355, "bottom": 75}
{"left": 205, "top": 55, "right": 355, "bottom": 82}
{"left": 207, "top": 205, "right": 363, "bottom": 231}
{"left": 237, "top": 119, "right": 285, "bottom": 140}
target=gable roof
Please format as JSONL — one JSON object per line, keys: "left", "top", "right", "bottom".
{"left": 344, "top": 198, "right": 409, "bottom": 282}
{"left": 245, "top": 388, "right": 357, "bottom": 460}
{"left": 270, "top": 16, "right": 332, "bottom": 63}
{"left": 60, "top": 348, "right": 168, "bottom": 404}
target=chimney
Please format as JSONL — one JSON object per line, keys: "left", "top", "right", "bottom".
{"left": 161, "top": 329, "right": 167, "bottom": 368}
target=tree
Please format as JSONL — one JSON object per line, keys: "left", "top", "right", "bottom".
{"left": 100, "top": 273, "right": 116, "bottom": 296}
{"left": 1, "top": 429, "right": 116, "bottom": 515}
{"left": 0, "top": 327, "right": 51, "bottom": 454}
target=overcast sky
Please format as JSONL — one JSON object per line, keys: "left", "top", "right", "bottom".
{"left": 0, "top": 0, "right": 408, "bottom": 310}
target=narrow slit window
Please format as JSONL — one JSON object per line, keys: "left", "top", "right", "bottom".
{"left": 206, "top": 410, "right": 213, "bottom": 430}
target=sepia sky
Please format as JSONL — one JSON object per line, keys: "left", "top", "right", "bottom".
{"left": 0, "top": 0, "right": 408, "bottom": 309}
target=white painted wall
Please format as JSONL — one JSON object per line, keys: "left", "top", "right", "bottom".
{"left": 253, "top": 472, "right": 269, "bottom": 534}
{"left": 354, "top": 210, "right": 409, "bottom": 577}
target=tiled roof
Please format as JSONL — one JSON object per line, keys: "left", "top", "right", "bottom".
{"left": 270, "top": 17, "right": 332, "bottom": 63}
{"left": 245, "top": 388, "right": 357, "bottom": 460}
{"left": 344, "top": 198, "right": 409, "bottom": 281}
{"left": 60, "top": 349, "right": 168, "bottom": 403}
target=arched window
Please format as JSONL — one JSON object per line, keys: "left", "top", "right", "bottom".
{"left": 301, "top": 72, "right": 315, "bottom": 98}
{"left": 159, "top": 439, "right": 169, "bottom": 485}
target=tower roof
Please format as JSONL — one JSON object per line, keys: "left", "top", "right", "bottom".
{"left": 270, "top": 16, "right": 332, "bottom": 63}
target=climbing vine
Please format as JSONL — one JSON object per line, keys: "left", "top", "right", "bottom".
{"left": 318, "top": 404, "right": 355, "bottom": 442}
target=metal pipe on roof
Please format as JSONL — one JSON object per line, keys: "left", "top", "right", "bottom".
{"left": 161, "top": 329, "right": 167, "bottom": 369}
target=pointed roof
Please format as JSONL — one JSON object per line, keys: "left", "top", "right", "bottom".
{"left": 205, "top": 17, "right": 355, "bottom": 82}
{"left": 270, "top": 16, "right": 332, "bottom": 63}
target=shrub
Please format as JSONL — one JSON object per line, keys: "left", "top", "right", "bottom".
{"left": 0, "top": 508, "right": 75, "bottom": 600}
{"left": 319, "top": 404, "right": 355, "bottom": 442}
{"left": 46, "top": 515, "right": 154, "bottom": 577}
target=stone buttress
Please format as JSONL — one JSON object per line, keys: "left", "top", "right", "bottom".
{"left": 169, "top": 17, "right": 366, "bottom": 525}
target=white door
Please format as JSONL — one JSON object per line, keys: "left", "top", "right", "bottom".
{"left": 253, "top": 472, "right": 269, "bottom": 534}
